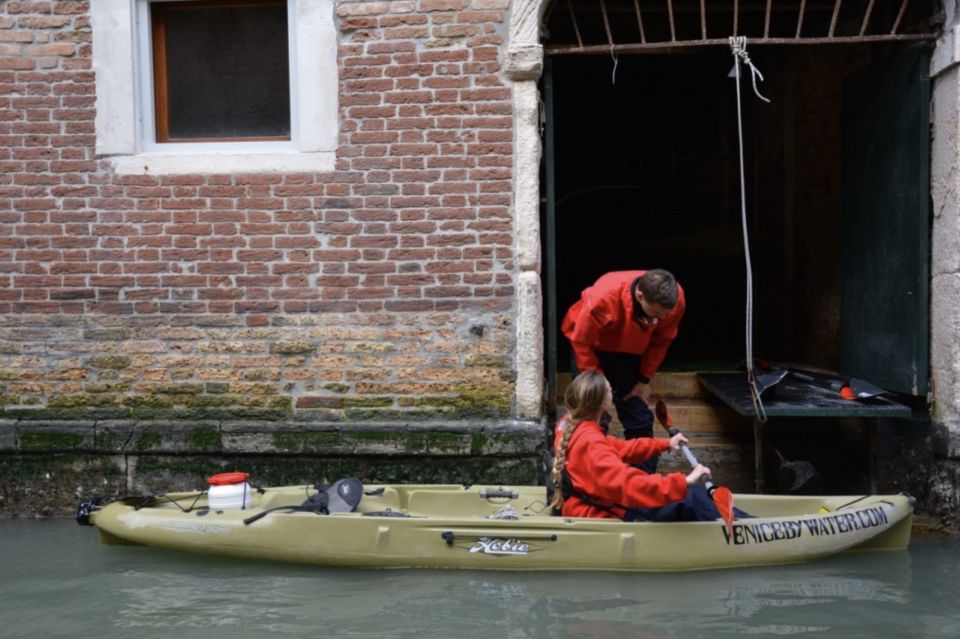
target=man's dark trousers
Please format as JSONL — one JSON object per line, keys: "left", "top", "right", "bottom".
{"left": 570, "top": 350, "right": 658, "bottom": 473}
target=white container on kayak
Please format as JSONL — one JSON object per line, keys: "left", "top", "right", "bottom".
{"left": 207, "top": 472, "right": 252, "bottom": 510}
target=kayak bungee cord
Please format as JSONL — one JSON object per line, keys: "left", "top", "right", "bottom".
{"left": 729, "top": 36, "right": 770, "bottom": 424}
{"left": 130, "top": 491, "right": 206, "bottom": 512}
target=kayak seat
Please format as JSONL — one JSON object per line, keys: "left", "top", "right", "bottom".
{"left": 314, "top": 477, "right": 363, "bottom": 513}
{"left": 242, "top": 478, "right": 365, "bottom": 525}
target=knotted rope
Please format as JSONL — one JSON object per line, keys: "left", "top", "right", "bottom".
{"left": 730, "top": 36, "right": 771, "bottom": 103}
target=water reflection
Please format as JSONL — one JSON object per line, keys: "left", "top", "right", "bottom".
{"left": 1, "top": 521, "right": 957, "bottom": 639}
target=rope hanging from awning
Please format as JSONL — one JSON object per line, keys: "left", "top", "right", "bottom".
{"left": 729, "top": 36, "right": 769, "bottom": 423}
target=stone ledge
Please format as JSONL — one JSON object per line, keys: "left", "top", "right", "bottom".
{"left": 4, "top": 419, "right": 546, "bottom": 457}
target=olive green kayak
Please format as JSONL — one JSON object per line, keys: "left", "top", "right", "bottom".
{"left": 79, "top": 484, "right": 913, "bottom": 572}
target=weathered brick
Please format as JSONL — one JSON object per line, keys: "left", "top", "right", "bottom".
{"left": 1, "top": 0, "right": 517, "bottom": 426}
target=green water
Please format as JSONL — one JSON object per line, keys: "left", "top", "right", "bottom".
{"left": 1, "top": 520, "right": 957, "bottom": 638}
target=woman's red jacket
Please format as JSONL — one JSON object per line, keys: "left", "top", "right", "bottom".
{"left": 555, "top": 420, "right": 688, "bottom": 519}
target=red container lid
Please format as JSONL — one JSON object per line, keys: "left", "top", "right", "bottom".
{"left": 207, "top": 471, "right": 250, "bottom": 486}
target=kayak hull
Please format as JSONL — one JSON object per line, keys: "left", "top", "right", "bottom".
{"left": 86, "top": 485, "right": 913, "bottom": 572}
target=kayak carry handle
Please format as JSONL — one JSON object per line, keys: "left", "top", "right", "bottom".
{"left": 479, "top": 488, "right": 519, "bottom": 499}
{"left": 441, "top": 531, "right": 558, "bottom": 545}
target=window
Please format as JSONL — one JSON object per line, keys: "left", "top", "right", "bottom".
{"left": 150, "top": 0, "right": 291, "bottom": 143}
{"left": 92, "top": 0, "right": 338, "bottom": 175}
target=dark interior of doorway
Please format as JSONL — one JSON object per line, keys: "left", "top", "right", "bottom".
{"left": 547, "top": 44, "right": 888, "bottom": 376}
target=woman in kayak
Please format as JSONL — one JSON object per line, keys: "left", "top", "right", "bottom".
{"left": 551, "top": 370, "right": 726, "bottom": 522}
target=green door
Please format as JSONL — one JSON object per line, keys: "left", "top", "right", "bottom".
{"left": 840, "top": 45, "right": 930, "bottom": 396}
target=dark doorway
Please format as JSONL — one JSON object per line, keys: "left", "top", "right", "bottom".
{"left": 543, "top": 44, "right": 931, "bottom": 391}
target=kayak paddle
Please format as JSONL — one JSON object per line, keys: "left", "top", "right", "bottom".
{"left": 654, "top": 400, "right": 735, "bottom": 536}
{"left": 789, "top": 369, "right": 887, "bottom": 400}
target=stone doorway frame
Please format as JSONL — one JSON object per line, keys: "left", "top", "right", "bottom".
{"left": 507, "top": 0, "right": 960, "bottom": 452}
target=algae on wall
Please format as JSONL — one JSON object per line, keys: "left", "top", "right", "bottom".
{"left": 0, "top": 419, "right": 546, "bottom": 518}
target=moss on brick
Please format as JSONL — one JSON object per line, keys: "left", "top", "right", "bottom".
{"left": 323, "top": 383, "right": 350, "bottom": 394}
{"left": 117, "top": 390, "right": 291, "bottom": 420}
{"left": 124, "top": 395, "right": 174, "bottom": 410}
{"left": 342, "top": 396, "right": 394, "bottom": 409}
{"left": 155, "top": 383, "right": 204, "bottom": 395}
{"left": 205, "top": 382, "right": 230, "bottom": 394}
{"left": 455, "top": 383, "right": 512, "bottom": 417}
{"left": 464, "top": 353, "right": 508, "bottom": 367}
{"left": 403, "top": 383, "right": 512, "bottom": 419}
{"left": 49, "top": 394, "right": 121, "bottom": 409}
{"left": 83, "top": 328, "right": 133, "bottom": 341}
{"left": 351, "top": 341, "right": 395, "bottom": 352}
{"left": 232, "top": 382, "right": 278, "bottom": 396}
{"left": 85, "top": 382, "right": 131, "bottom": 393}
{"left": 88, "top": 355, "right": 132, "bottom": 369}
{"left": 270, "top": 341, "right": 315, "bottom": 355}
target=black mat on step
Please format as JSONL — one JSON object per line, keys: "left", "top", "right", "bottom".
{"left": 697, "top": 372, "right": 912, "bottom": 418}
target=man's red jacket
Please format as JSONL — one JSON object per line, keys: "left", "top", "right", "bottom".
{"left": 561, "top": 270, "right": 685, "bottom": 380}
{"left": 555, "top": 420, "right": 688, "bottom": 519}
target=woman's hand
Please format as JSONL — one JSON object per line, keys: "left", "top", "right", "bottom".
{"left": 685, "top": 464, "right": 711, "bottom": 486}
{"left": 668, "top": 432, "right": 689, "bottom": 451}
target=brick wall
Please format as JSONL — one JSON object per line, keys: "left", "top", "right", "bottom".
{"left": 0, "top": 0, "right": 524, "bottom": 425}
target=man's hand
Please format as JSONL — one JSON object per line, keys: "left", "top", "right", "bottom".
{"left": 623, "top": 380, "right": 652, "bottom": 403}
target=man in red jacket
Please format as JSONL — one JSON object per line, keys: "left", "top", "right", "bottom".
{"left": 561, "top": 269, "right": 685, "bottom": 472}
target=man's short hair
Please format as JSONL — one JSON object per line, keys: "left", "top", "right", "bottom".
{"left": 638, "top": 269, "right": 679, "bottom": 309}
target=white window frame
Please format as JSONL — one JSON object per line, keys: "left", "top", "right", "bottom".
{"left": 92, "top": 0, "right": 337, "bottom": 175}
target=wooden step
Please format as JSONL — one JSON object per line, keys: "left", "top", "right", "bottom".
{"left": 661, "top": 398, "right": 749, "bottom": 434}
{"left": 556, "top": 371, "right": 722, "bottom": 402}
{"left": 652, "top": 372, "right": 711, "bottom": 399}
{"left": 563, "top": 399, "right": 748, "bottom": 437}
{"left": 554, "top": 371, "right": 749, "bottom": 439}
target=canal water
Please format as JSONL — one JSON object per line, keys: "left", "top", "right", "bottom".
{"left": 1, "top": 520, "right": 958, "bottom": 639}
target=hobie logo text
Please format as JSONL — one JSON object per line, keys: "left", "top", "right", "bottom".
{"left": 469, "top": 537, "right": 530, "bottom": 555}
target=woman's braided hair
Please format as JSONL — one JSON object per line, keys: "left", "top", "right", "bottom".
{"left": 550, "top": 371, "right": 609, "bottom": 509}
